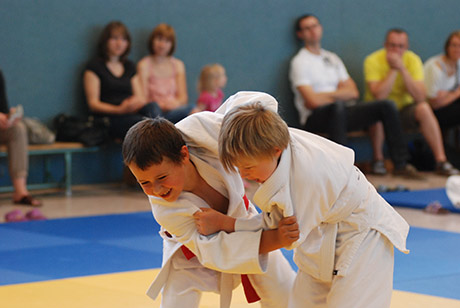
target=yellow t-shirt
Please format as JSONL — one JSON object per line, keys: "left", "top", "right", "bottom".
{"left": 364, "top": 48, "right": 424, "bottom": 110}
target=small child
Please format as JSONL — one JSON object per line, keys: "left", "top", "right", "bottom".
{"left": 193, "top": 91, "right": 410, "bottom": 308}
{"left": 122, "top": 116, "right": 297, "bottom": 308}
{"left": 196, "top": 63, "right": 227, "bottom": 112}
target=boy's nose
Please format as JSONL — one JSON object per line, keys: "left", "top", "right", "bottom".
{"left": 239, "top": 170, "right": 249, "bottom": 179}
{"left": 152, "top": 182, "right": 163, "bottom": 196}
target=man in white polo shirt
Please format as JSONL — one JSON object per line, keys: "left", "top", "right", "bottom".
{"left": 289, "top": 13, "right": 417, "bottom": 177}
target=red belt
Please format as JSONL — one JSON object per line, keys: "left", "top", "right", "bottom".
{"left": 166, "top": 194, "right": 261, "bottom": 303}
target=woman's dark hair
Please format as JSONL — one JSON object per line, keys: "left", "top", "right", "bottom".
{"left": 97, "top": 21, "right": 131, "bottom": 62}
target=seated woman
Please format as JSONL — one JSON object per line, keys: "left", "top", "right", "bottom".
{"left": 424, "top": 30, "right": 460, "bottom": 132}
{"left": 137, "top": 23, "right": 196, "bottom": 123}
{"left": 83, "top": 21, "right": 160, "bottom": 139}
{"left": 0, "top": 69, "right": 41, "bottom": 207}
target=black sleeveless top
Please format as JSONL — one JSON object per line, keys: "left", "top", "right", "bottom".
{"left": 85, "top": 58, "right": 136, "bottom": 106}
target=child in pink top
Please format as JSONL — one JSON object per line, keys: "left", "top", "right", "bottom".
{"left": 196, "top": 64, "right": 227, "bottom": 112}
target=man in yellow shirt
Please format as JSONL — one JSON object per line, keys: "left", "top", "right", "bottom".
{"left": 364, "top": 28, "right": 459, "bottom": 176}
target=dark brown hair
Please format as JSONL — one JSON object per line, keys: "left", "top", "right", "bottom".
{"left": 444, "top": 30, "right": 460, "bottom": 58}
{"left": 97, "top": 21, "right": 131, "bottom": 62}
{"left": 122, "top": 117, "right": 185, "bottom": 170}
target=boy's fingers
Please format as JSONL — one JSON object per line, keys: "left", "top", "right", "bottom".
{"left": 281, "top": 216, "right": 297, "bottom": 224}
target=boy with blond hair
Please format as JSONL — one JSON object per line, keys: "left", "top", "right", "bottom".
{"left": 194, "top": 91, "right": 410, "bottom": 308}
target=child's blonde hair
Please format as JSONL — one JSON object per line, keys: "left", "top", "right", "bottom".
{"left": 197, "top": 63, "right": 225, "bottom": 93}
{"left": 219, "top": 101, "right": 290, "bottom": 171}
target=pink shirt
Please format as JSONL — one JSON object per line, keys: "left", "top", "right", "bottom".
{"left": 197, "top": 89, "right": 224, "bottom": 112}
{"left": 147, "top": 58, "right": 177, "bottom": 107}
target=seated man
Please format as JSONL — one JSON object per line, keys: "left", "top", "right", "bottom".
{"left": 289, "top": 14, "right": 417, "bottom": 177}
{"left": 364, "top": 28, "right": 459, "bottom": 176}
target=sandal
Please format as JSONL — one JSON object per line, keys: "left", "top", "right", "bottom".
{"left": 5, "top": 209, "right": 28, "bottom": 222}
{"left": 13, "top": 195, "right": 42, "bottom": 207}
{"left": 25, "top": 209, "right": 47, "bottom": 220}
{"left": 424, "top": 201, "right": 450, "bottom": 214}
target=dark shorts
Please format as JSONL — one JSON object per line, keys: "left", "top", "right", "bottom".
{"left": 399, "top": 103, "right": 419, "bottom": 131}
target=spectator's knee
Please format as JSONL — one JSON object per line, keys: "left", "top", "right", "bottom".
{"left": 10, "top": 120, "right": 27, "bottom": 136}
{"left": 329, "top": 101, "right": 346, "bottom": 117}
{"left": 414, "top": 101, "right": 433, "bottom": 118}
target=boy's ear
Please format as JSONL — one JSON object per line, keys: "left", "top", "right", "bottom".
{"left": 274, "top": 147, "right": 282, "bottom": 158}
{"left": 180, "top": 145, "right": 190, "bottom": 160}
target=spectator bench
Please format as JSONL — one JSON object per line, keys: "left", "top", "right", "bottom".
{"left": 0, "top": 142, "right": 100, "bottom": 196}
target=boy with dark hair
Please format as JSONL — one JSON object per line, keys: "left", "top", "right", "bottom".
{"left": 122, "top": 116, "right": 297, "bottom": 308}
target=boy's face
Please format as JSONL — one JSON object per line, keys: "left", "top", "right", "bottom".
{"left": 128, "top": 157, "right": 186, "bottom": 202}
{"left": 234, "top": 149, "right": 282, "bottom": 184}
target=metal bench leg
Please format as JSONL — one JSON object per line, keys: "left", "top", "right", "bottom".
{"left": 64, "top": 152, "right": 72, "bottom": 196}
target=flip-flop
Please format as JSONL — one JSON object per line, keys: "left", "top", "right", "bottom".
{"left": 5, "top": 209, "right": 28, "bottom": 222}
{"left": 25, "top": 209, "right": 47, "bottom": 220}
{"left": 424, "top": 201, "right": 450, "bottom": 214}
{"left": 13, "top": 195, "right": 42, "bottom": 207}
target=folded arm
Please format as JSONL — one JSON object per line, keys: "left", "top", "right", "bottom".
{"left": 297, "top": 78, "right": 359, "bottom": 109}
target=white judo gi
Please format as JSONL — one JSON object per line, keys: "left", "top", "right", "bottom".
{"left": 216, "top": 92, "right": 410, "bottom": 308}
{"left": 145, "top": 113, "right": 295, "bottom": 308}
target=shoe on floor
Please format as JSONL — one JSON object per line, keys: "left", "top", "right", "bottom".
{"left": 5, "top": 209, "right": 28, "bottom": 222}
{"left": 13, "top": 195, "right": 42, "bottom": 207}
{"left": 372, "top": 160, "right": 387, "bottom": 175}
{"left": 393, "top": 164, "right": 425, "bottom": 180}
{"left": 25, "top": 209, "right": 47, "bottom": 220}
{"left": 435, "top": 161, "right": 460, "bottom": 176}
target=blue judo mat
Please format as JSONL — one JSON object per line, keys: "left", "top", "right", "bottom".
{"left": 1, "top": 211, "right": 460, "bottom": 300}
{"left": 380, "top": 187, "right": 460, "bottom": 213}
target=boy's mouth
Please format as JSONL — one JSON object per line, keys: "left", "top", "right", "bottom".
{"left": 160, "top": 188, "right": 172, "bottom": 198}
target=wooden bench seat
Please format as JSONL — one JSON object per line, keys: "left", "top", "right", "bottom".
{"left": 0, "top": 142, "right": 100, "bottom": 196}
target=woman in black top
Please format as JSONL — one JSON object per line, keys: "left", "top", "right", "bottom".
{"left": 83, "top": 21, "right": 160, "bottom": 139}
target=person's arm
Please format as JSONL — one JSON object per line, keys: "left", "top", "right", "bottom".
{"left": 83, "top": 70, "right": 137, "bottom": 114}
{"left": 258, "top": 216, "right": 299, "bottom": 254}
{"left": 398, "top": 66, "right": 426, "bottom": 103}
{"left": 424, "top": 60, "right": 460, "bottom": 109}
{"left": 153, "top": 198, "right": 269, "bottom": 274}
{"left": 0, "top": 113, "right": 9, "bottom": 130}
{"left": 367, "top": 71, "right": 398, "bottom": 100}
{"left": 136, "top": 58, "right": 151, "bottom": 104}
{"left": 0, "top": 71, "right": 10, "bottom": 129}
{"left": 297, "top": 78, "right": 359, "bottom": 109}
{"left": 193, "top": 207, "right": 299, "bottom": 253}
{"left": 428, "top": 86, "right": 460, "bottom": 109}
{"left": 173, "top": 59, "right": 188, "bottom": 107}
{"left": 365, "top": 51, "right": 399, "bottom": 100}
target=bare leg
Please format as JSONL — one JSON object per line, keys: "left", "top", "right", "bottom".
{"left": 12, "top": 176, "right": 28, "bottom": 199}
{"left": 369, "top": 122, "right": 385, "bottom": 161}
{"left": 414, "top": 102, "right": 446, "bottom": 163}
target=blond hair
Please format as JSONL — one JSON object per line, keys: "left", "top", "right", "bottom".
{"left": 198, "top": 63, "right": 224, "bottom": 93}
{"left": 219, "top": 101, "right": 290, "bottom": 171}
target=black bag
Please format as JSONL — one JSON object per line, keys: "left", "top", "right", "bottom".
{"left": 53, "top": 114, "right": 110, "bottom": 147}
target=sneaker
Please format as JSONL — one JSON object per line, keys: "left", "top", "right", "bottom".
{"left": 372, "top": 160, "right": 387, "bottom": 175}
{"left": 435, "top": 161, "right": 460, "bottom": 176}
{"left": 393, "top": 164, "right": 425, "bottom": 180}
